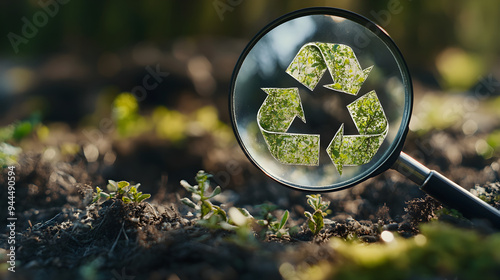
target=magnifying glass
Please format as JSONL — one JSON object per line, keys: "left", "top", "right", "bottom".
{"left": 229, "top": 7, "right": 500, "bottom": 227}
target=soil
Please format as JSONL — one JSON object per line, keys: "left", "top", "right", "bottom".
{"left": 1, "top": 43, "right": 499, "bottom": 279}
{"left": 1, "top": 124, "right": 500, "bottom": 280}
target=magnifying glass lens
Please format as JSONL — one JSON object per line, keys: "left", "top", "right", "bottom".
{"left": 232, "top": 8, "right": 500, "bottom": 227}
{"left": 231, "top": 10, "right": 412, "bottom": 191}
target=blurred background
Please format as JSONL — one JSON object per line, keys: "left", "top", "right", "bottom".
{"left": 1, "top": 0, "right": 500, "bottom": 218}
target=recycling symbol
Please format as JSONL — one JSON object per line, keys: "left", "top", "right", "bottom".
{"left": 257, "top": 42, "right": 389, "bottom": 175}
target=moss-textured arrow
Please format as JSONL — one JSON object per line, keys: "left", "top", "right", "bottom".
{"left": 286, "top": 43, "right": 372, "bottom": 95}
{"left": 257, "top": 88, "right": 320, "bottom": 165}
{"left": 327, "top": 91, "right": 388, "bottom": 174}
{"left": 258, "top": 43, "right": 386, "bottom": 173}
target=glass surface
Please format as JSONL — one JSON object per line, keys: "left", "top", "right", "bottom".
{"left": 231, "top": 10, "right": 412, "bottom": 191}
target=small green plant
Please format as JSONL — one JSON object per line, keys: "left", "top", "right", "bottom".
{"left": 92, "top": 180, "right": 151, "bottom": 204}
{"left": 112, "top": 92, "right": 149, "bottom": 138}
{"left": 304, "top": 194, "right": 330, "bottom": 235}
{"left": 435, "top": 207, "right": 465, "bottom": 220}
{"left": 0, "top": 143, "right": 22, "bottom": 168}
{"left": 255, "top": 203, "right": 290, "bottom": 238}
{"left": 223, "top": 207, "right": 258, "bottom": 247}
{"left": 0, "top": 115, "right": 43, "bottom": 167}
{"left": 180, "top": 170, "right": 226, "bottom": 222}
{"left": 180, "top": 170, "right": 258, "bottom": 244}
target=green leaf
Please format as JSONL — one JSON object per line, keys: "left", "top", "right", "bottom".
{"left": 195, "top": 170, "right": 211, "bottom": 184}
{"left": 107, "top": 180, "right": 118, "bottom": 192}
{"left": 180, "top": 197, "right": 197, "bottom": 209}
{"left": 320, "top": 201, "right": 331, "bottom": 212}
{"left": 129, "top": 186, "right": 138, "bottom": 195}
{"left": 257, "top": 220, "right": 268, "bottom": 227}
{"left": 100, "top": 192, "right": 110, "bottom": 200}
{"left": 312, "top": 210, "right": 324, "bottom": 235}
{"left": 213, "top": 205, "right": 227, "bottom": 222}
{"left": 279, "top": 210, "right": 289, "bottom": 230}
{"left": 219, "top": 221, "right": 238, "bottom": 231}
{"left": 180, "top": 180, "right": 197, "bottom": 193}
{"left": 191, "top": 193, "right": 202, "bottom": 202}
{"left": 201, "top": 200, "right": 213, "bottom": 218}
{"left": 307, "top": 218, "right": 316, "bottom": 234}
{"left": 136, "top": 193, "right": 151, "bottom": 203}
{"left": 269, "top": 221, "right": 279, "bottom": 231}
{"left": 206, "top": 186, "right": 221, "bottom": 199}
{"left": 122, "top": 196, "right": 132, "bottom": 203}
{"left": 237, "top": 207, "right": 253, "bottom": 219}
{"left": 306, "top": 195, "right": 319, "bottom": 210}
{"left": 117, "top": 181, "right": 131, "bottom": 192}
{"left": 12, "top": 121, "right": 32, "bottom": 141}
{"left": 304, "top": 211, "right": 313, "bottom": 220}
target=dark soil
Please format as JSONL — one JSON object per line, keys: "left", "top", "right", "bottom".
{"left": 2, "top": 126, "right": 499, "bottom": 280}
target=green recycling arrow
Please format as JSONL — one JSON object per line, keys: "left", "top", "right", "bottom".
{"left": 327, "top": 90, "right": 388, "bottom": 175}
{"left": 257, "top": 88, "right": 320, "bottom": 165}
{"left": 286, "top": 43, "right": 372, "bottom": 95}
{"left": 257, "top": 42, "right": 388, "bottom": 174}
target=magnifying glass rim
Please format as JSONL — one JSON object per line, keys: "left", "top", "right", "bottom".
{"left": 229, "top": 7, "right": 413, "bottom": 192}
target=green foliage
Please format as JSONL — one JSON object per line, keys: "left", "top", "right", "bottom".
{"left": 257, "top": 88, "right": 320, "bottom": 165}
{"left": 92, "top": 180, "right": 151, "bottom": 204}
{"left": 0, "top": 116, "right": 40, "bottom": 143}
{"left": 223, "top": 207, "right": 258, "bottom": 247}
{"left": 0, "top": 143, "right": 22, "bottom": 168}
{"left": 0, "top": 115, "right": 43, "bottom": 168}
{"left": 180, "top": 171, "right": 258, "bottom": 246}
{"left": 304, "top": 194, "right": 330, "bottom": 235}
{"left": 435, "top": 207, "right": 465, "bottom": 220}
{"left": 112, "top": 92, "right": 233, "bottom": 145}
{"left": 180, "top": 170, "right": 226, "bottom": 224}
{"left": 283, "top": 223, "right": 500, "bottom": 280}
{"left": 286, "top": 43, "right": 371, "bottom": 94}
{"left": 255, "top": 203, "right": 290, "bottom": 238}
{"left": 327, "top": 90, "right": 388, "bottom": 175}
{"left": 112, "top": 93, "right": 150, "bottom": 138}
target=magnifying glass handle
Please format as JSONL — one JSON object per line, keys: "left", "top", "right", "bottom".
{"left": 394, "top": 152, "right": 500, "bottom": 229}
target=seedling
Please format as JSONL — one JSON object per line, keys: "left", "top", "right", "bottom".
{"left": 0, "top": 143, "right": 22, "bottom": 168}
{"left": 0, "top": 116, "right": 43, "bottom": 167}
{"left": 304, "top": 194, "right": 330, "bottom": 235}
{"left": 223, "top": 207, "right": 258, "bottom": 247}
{"left": 92, "top": 180, "right": 151, "bottom": 204}
{"left": 180, "top": 170, "right": 225, "bottom": 221}
{"left": 255, "top": 203, "right": 290, "bottom": 238}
